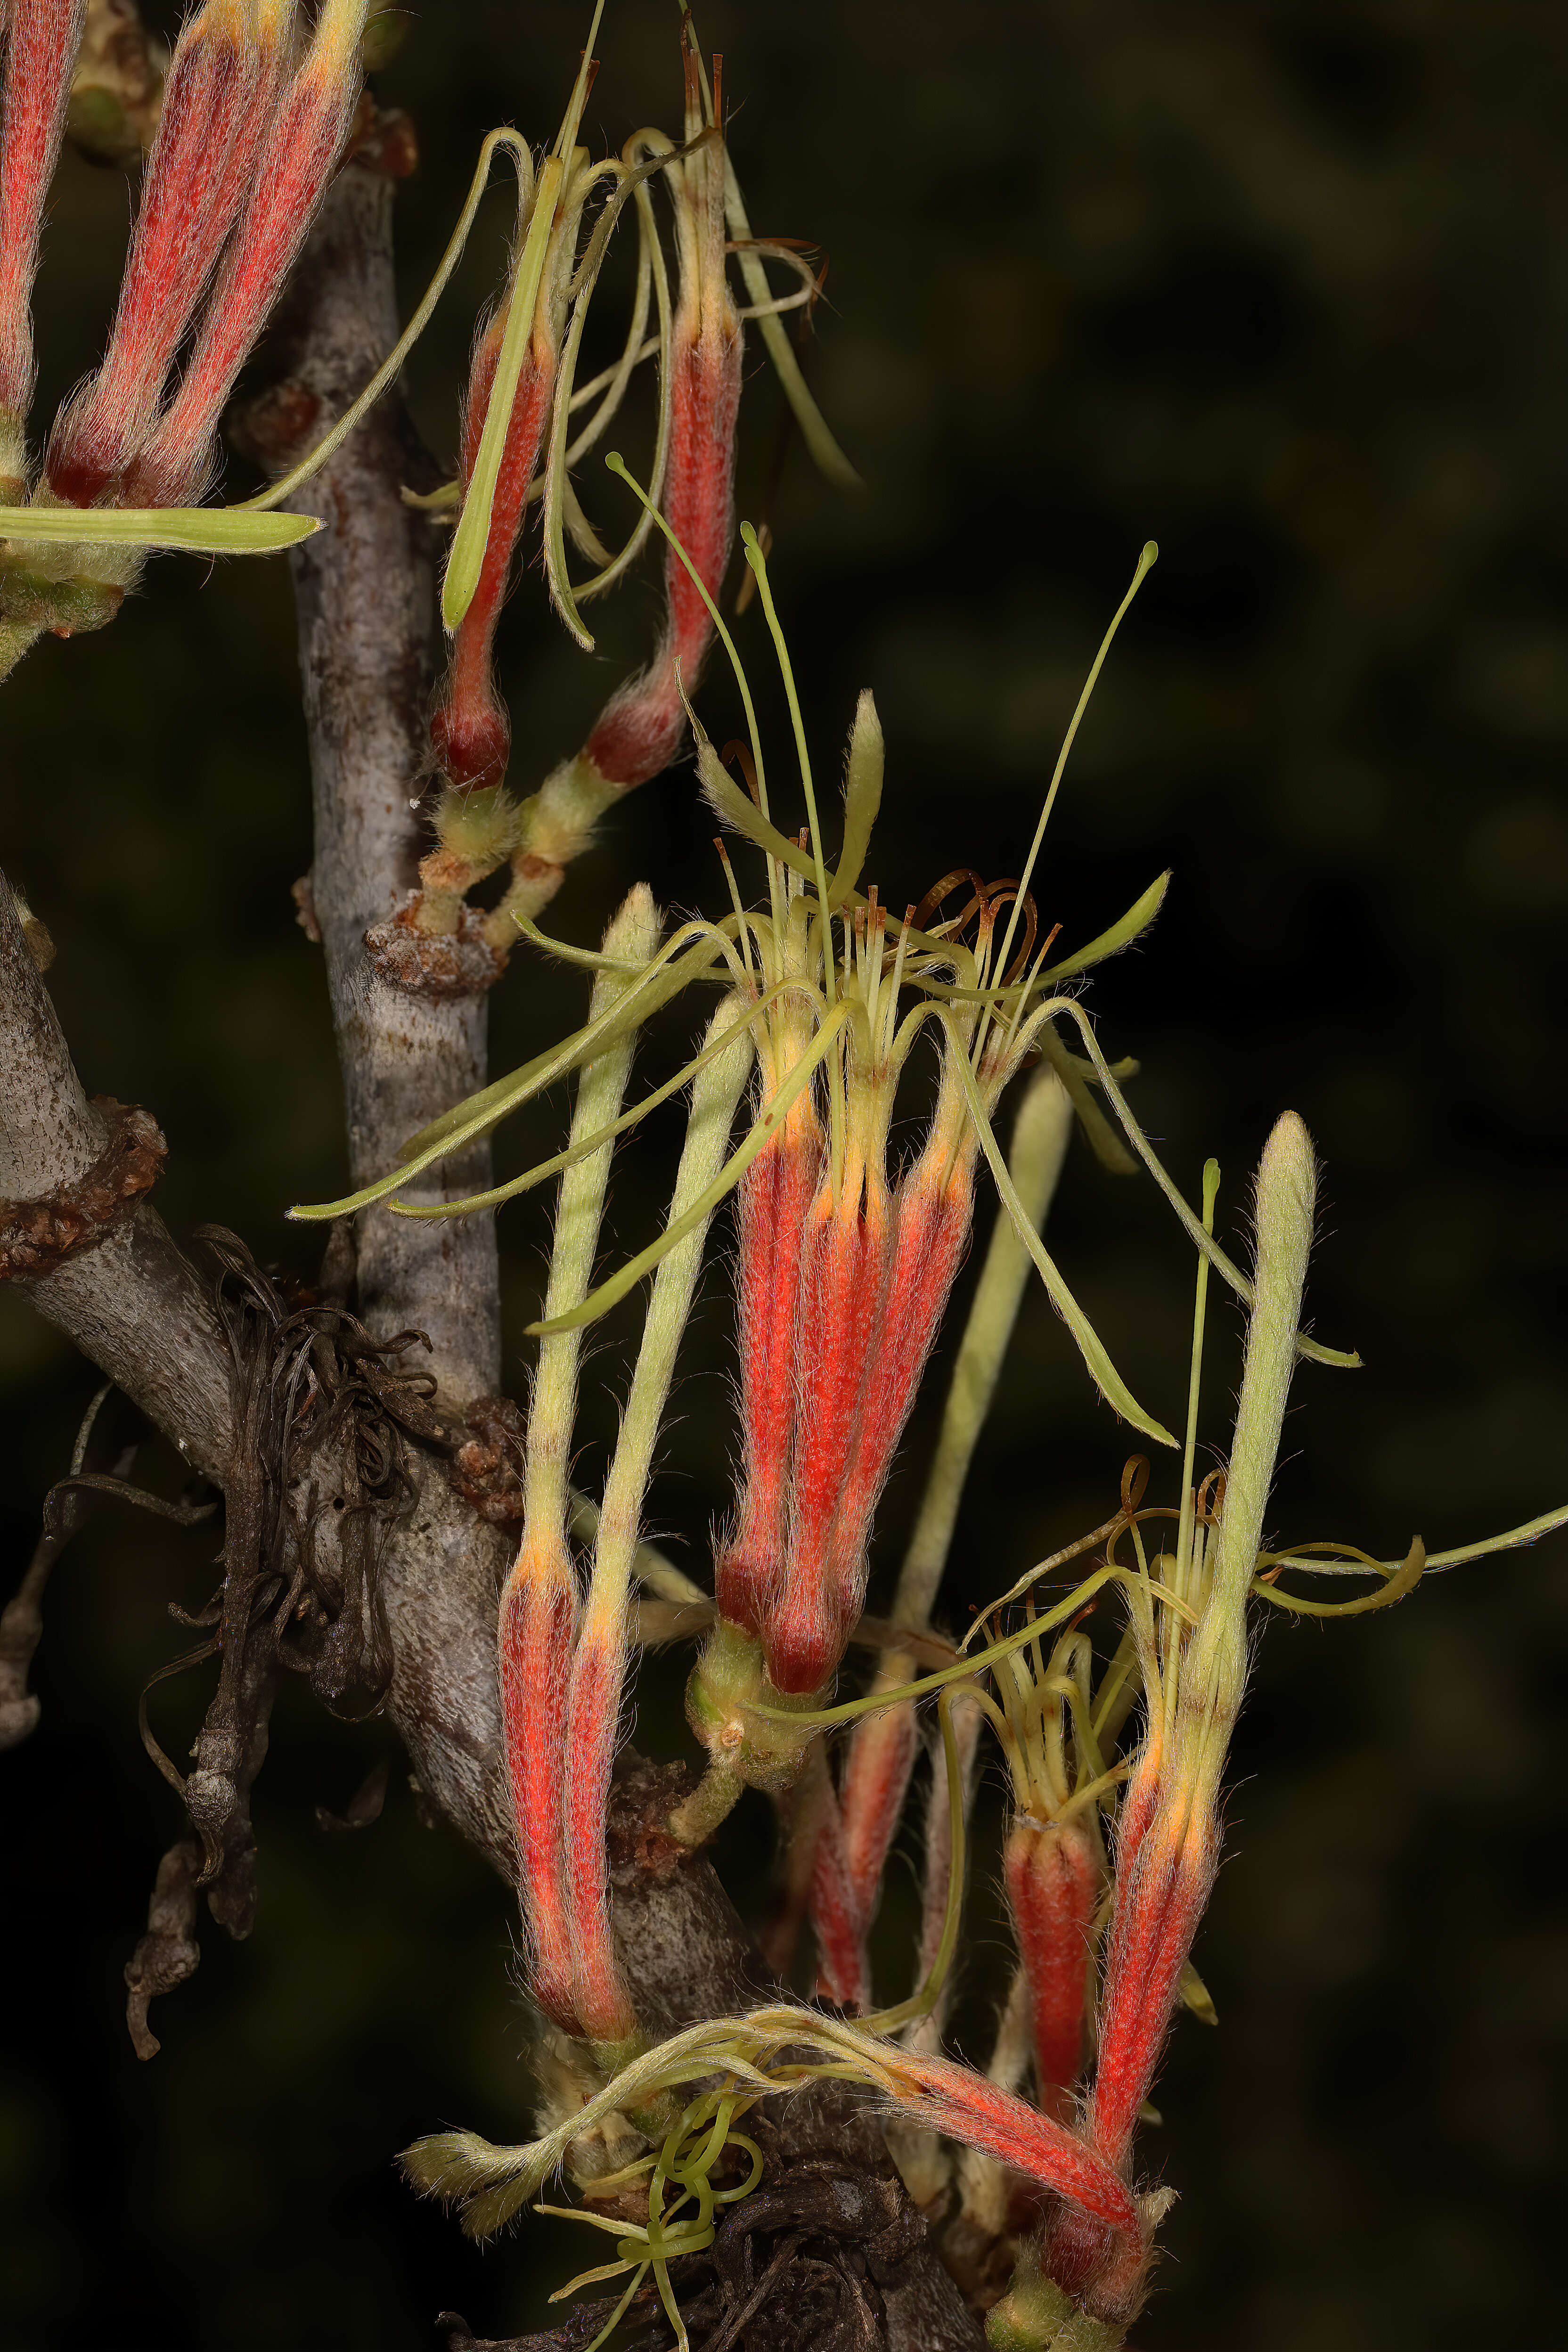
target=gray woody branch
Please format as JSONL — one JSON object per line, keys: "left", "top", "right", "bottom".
{"left": 0, "top": 163, "right": 514, "bottom": 1859}
{"left": 260, "top": 155, "right": 500, "bottom": 1407}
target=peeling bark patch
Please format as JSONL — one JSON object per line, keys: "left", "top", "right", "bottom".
{"left": 450, "top": 1393, "right": 527, "bottom": 1524}
{"left": 366, "top": 899, "right": 507, "bottom": 999}
{"left": 0, "top": 1098, "right": 165, "bottom": 1279}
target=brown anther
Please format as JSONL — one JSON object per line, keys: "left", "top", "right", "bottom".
{"left": 1119, "top": 1455, "right": 1151, "bottom": 1518}
{"left": 721, "top": 739, "right": 763, "bottom": 808}
{"left": 913, "top": 867, "right": 988, "bottom": 941}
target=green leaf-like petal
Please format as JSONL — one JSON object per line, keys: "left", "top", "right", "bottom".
{"left": 1036, "top": 871, "right": 1170, "bottom": 986}
{"left": 0, "top": 505, "right": 319, "bottom": 555}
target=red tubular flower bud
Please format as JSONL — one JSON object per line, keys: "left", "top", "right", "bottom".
{"left": 764, "top": 1163, "right": 892, "bottom": 1696}
{"left": 1088, "top": 1799, "right": 1217, "bottom": 2166}
{"left": 825, "top": 1154, "right": 974, "bottom": 1624}
{"left": 1108, "top": 1732, "right": 1161, "bottom": 1890}
{"left": 498, "top": 1542, "right": 578, "bottom": 2030}
{"left": 0, "top": 0, "right": 85, "bottom": 457}
{"left": 562, "top": 1608, "right": 637, "bottom": 2050}
{"left": 583, "top": 60, "right": 742, "bottom": 791}
{"left": 839, "top": 1695, "right": 920, "bottom": 1920}
{"left": 885, "top": 2053, "right": 1139, "bottom": 2239}
{"left": 124, "top": 0, "right": 367, "bottom": 507}
{"left": 47, "top": 0, "right": 270, "bottom": 506}
{"left": 1003, "top": 1816, "right": 1100, "bottom": 2124}
{"left": 807, "top": 1776, "right": 871, "bottom": 2010}
{"left": 582, "top": 320, "right": 742, "bottom": 788}
{"left": 429, "top": 350, "right": 555, "bottom": 791}
{"left": 808, "top": 1695, "right": 919, "bottom": 2010}
{"left": 716, "top": 1101, "right": 823, "bottom": 1635}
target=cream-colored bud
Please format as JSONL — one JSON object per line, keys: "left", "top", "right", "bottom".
{"left": 831, "top": 688, "right": 884, "bottom": 904}
{"left": 521, "top": 888, "right": 662, "bottom": 1543}
{"left": 1177, "top": 1110, "right": 1317, "bottom": 1807}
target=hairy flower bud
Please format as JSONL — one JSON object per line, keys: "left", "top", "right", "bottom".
{"left": 47, "top": 0, "right": 269, "bottom": 506}
{"left": 123, "top": 0, "right": 370, "bottom": 507}
{"left": 565, "top": 988, "right": 751, "bottom": 2052}
{"left": 716, "top": 1094, "right": 823, "bottom": 1635}
{"left": 498, "top": 1542, "right": 578, "bottom": 2030}
{"left": 824, "top": 1139, "right": 975, "bottom": 1609}
{"left": 582, "top": 49, "right": 741, "bottom": 791}
{"left": 1089, "top": 1111, "right": 1317, "bottom": 2167}
{"left": 764, "top": 1147, "right": 892, "bottom": 1695}
{"left": 499, "top": 889, "right": 658, "bottom": 2036}
{"left": 0, "top": 0, "right": 86, "bottom": 490}
{"left": 882, "top": 2051, "right": 1138, "bottom": 2239}
{"left": 1003, "top": 1815, "right": 1100, "bottom": 2123}
{"left": 429, "top": 332, "right": 554, "bottom": 793}
{"left": 807, "top": 1774, "right": 871, "bottom": 2009}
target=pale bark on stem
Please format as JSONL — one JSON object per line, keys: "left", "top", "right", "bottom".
{"left": 275, "top": 160, "right": 499, "bottom": 1406}
{"left": 261, "top": 158, "right": 523, "bottom": 1860}
{"left": 0, "top": 871, "right": 234, "bottom": 1482}
{"left": 0, "top": 857, "right": 514, "bottom": 1860}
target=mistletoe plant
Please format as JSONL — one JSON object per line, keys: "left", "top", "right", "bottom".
{"left": 0, "top": 8, "right": 1561, "bottom": 2352}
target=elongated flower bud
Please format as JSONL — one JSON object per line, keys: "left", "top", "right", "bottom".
{"left": 583, "top": 60, "right": 741, "bottom": 791}
{"left": 0, "top": 0, "right": 86, "bottom": 490}
{"left": 429, "top": 325, "right": 555, "bottom": 793}
{"left": 1003, "top": 1816, "right": 1099, "bottom": 2123}
{"left": 561, "top": 1608, "right": 634, "bottom": 2050}
{"left": 716, "top": 1092, "right": 824, "bottom": 1634}
{"left": 47, "top": 0, "right": 274, "bottom": 505}
{"left": 768, "top": 1021, "right": 978, "bottom": 1695}
{"left": 765, "top": 1152, "right": 893, "bottom": 1694}
{"left": 498, "top": 1558, "right": 578, "bottom": 2027}
{"left": 839, "top": 1694, "right": 919, "bottom": 1921}
{"left": 124, "top": 0, "right": 369, "bottom": 507}
{"left": 499, "top": 890, "right": 660, "bottom": 2032}
{"left": 882, "top": 2052, "right": 1138, "bottom": 2239}
{"left": 837, "top": 1070, "right": 1073, "bottom": 1959}
{"left": 565, "top": 994, "right": 751, "bottom": 2050}
{"left": 1089, "top": 1111, "right": 1317, "bottom": 2168}
{"left": 808, "top": 1775, "right": 871, "bottom": 2010}
{"left": 824, "top": 1141, "right": 975, "bottom": 1624}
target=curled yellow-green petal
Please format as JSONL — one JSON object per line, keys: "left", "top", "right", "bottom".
{"left": 939, "top": 1007, "right": 1177, "bottom": 1446}
{"left": 1014, "top": 992, "right": 1362, "bottom": 1372}
{"left": 245, "top": 126, "right": 536, "bottom": 518}
{"left": 1253, "top": 1536, "right": 1425, "bottom": 1617}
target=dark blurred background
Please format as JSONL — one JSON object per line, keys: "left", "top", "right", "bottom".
{"left": 3, "top": 3, "right": 1566, "bottom": 2347}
